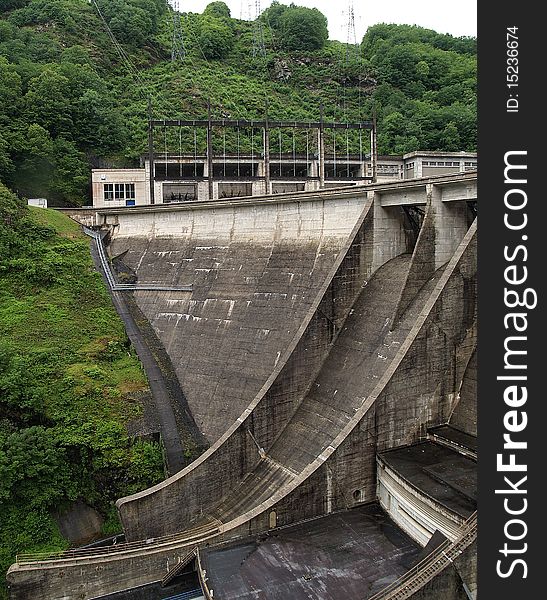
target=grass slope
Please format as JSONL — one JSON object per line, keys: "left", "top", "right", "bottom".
{"left": 0, "top": 185, "right": 164, "bottom": 596}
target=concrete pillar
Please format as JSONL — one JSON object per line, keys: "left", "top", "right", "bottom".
{"left": 391, "top": 185, "right": 470, "bottom": 323}
{"left": 154, "top": 181, "right": 163, "bottom": 204}
{"left": 263, "top": 126, "right": 271, "bottom": 195}
{"left": 430, "top": 184, "right": 470, "bottom": 269}
{"left": 318, "top": 129, "right": 325, "bottom": 188}
{"left": 371, "top": 192, "right": 409, "bottom": 272}
{"left": 144, "top": 160, "right": 152, "bottom": 204}
{"left": 392, "top": 194, "right": 436, "bottom": 324}
{"left": 416, "top": 158, "right": 423, "bottom": 178}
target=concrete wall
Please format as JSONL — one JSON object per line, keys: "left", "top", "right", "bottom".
{"left": 259, "top": 221, "right": 476, "bottom": 535}
{"left": 108, "top": 194, "right": 370, "bottom": 443}
{"left": 114, "top": 195, "right": 385, "bottom": 540}
{"left": 55, "top": 208, "right": 97, "bottom": 228}
{"left": 450, "top": 349, "right": 477, "bottom": 436}
{"left": 116, "top": 216, "right": 475, "bottom": 543}
{"left": 376, "top": 463, "right": 465, "bottom": 545}
{"left": 406, "top": 541, "right": 477, "bottom": 600}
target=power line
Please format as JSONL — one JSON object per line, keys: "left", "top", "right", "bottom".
{"left": 89, "top": 0, "right": 179, "bottom": 120}
{"left": 89, "top": 0, "right": 147, "bottom": 93}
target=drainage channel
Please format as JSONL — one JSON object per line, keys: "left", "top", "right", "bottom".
{"left": 85, "top": 226, "right": 189, "bottom": 475}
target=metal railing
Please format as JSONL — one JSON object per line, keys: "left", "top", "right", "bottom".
{"left": 83, "top": 227, "right": 193, "bottom": 292}
{"left": 196, "top": 549, "right": 214, "bottom": 600}
{"left": 16, "top": 522, "right": 220, "bottom": 564}
{"left": 368, "top": 511, "right": 477, "bottom": 600}
{"left": 162, "top": 547, "right": 198, "bottom": 587}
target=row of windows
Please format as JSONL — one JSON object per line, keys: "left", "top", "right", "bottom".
{"left": 104, "top": 183, "right": 136, "bottom": 201}
{"left": 422, "top": 161, "right": 461, "bottom": 166}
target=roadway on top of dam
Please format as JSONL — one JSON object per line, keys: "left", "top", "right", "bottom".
{"left": 92, "top": 170, "right": 477, "bottom": 217}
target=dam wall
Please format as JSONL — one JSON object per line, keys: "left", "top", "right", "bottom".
{"left": 108, "top": 193, "right": 375, "bottom": 443}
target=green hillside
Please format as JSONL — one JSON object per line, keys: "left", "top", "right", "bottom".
{"left": 0, "top": 183, "right": 164, "bottom": 596}
{"left": 0, "top": 0, "right": 476, "bottom": 206}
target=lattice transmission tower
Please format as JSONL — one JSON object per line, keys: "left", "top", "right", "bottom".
{"left": 170, "top": 0, "right": 186, "bottom": 61}
{"left": 251, "top": 0, "right": 267, "bottom": 58}
{"left": 240, "top": 0, "right": 251, "bottom": 21}
{"left": 345, "top": 1, "right": 359, "bottom": 63}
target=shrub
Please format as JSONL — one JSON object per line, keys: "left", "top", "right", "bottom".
{"left": 198, "top": 15, "right": 234, "bottom": 59}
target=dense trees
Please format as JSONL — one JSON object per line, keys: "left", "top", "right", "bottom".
{"left": 0, "top": 1, "right": 476, "bottom": 201}
{"left": 203, "top": 1, "right": 231, "bottom": 19}
{"left": 361, "top": 24, "right": 476, "bottom": 154}
{"left": 198, "top": 14, "right": 234, "bottom": 59}
{"left": 278, "top": 6, "right": 328, "bottom": 51}
{"left": 262, "top": 2, "right": 328, "bottom": 51}
{"left": 95, "top": 0, "right": 167, "bottom": 48}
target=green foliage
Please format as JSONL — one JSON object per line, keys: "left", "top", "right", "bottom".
{"left": 359, "top": 24, "right": 476, "bottom": 153}
{"left": 95, "top": 0, "right": 167, "bottom": 48}
{"left": 203, "top": 1, "right": 231, "bottom": 19}
{"left": 198, "top": 14, "right": 234, "bottom": 59}
{"left": 277, "top": 5, "right": 328, "bottom": 52}
{"left": 260, "top": 0, "right": 288, "bottom": 30}
{"left": 0, "top": 185, "right": 164, "bottom": 593}
{"left": 6, "top": 0, "right": 76, "bottom": 30}
{"left": 0, "top": 1, "right": 32, "bottom": 10}
{"left": 362, "top": 23, "right": 476, "bottom": 56}
{"left": 1, "top": 2, "right": 476, "bottom": 207}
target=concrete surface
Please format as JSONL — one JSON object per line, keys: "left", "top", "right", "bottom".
{"left": 379, "top": 442, "right": 476, "bottom": 519}
{"left": 109, "top": 195, "right": 368, "bottom": 443}
{"left": 54, "top": 502, "right": 104, "bottom": 546}
{"left": 201, "top": 504, "right": 421, "bottom": 600}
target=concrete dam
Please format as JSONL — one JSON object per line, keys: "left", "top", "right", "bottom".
{"left": 7, "top": 172, "right": 478, "bottom": 600}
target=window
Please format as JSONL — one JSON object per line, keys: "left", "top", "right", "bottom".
{"left": 125, "top": 183, "right": 135, "bottom": 199}
{"left": 104, "top": 182, "right": 136, "bottom": 201}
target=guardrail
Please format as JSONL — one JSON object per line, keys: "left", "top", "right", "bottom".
{"left": 196, "top": 549, "right": 214, "bottom": 599}
{"left": 368, "top": 511, "right": 477, "bottom": 600}
{"left": 83, "top": 227, "right": 193, "bottom": 292}
{"left": 16, "top": 522, "right": 220, "bottom": 564}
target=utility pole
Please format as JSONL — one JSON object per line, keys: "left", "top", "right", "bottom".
{"left": 371, "top": 111, "right": 378, "bottom": 183}
{"left": 148, "top": 97, "right": 155, "bottom": 204}
{"left": 207, "top": 99, "right": 214, "bottom": 200}
{"left": 264, "top": 99, "right": 270, "bottom": 195}
{"left": 252, "top": 0, "right": 266, "bottom": 58}
{"left": 171, "top": 1, "right": 186, "bottom": 61}
{"left": 319, "top": 102, "right": 325, "bottom": 189}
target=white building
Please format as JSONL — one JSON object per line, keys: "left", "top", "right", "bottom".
{"left": 27, "top": 198, "right": 48, "bottom": 208}
{"left": 91, "top": 151, "right": 476, "bottom": 209}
